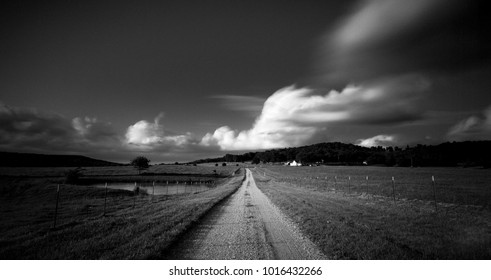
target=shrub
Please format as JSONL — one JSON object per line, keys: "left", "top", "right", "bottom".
{"left": 65, "top": 167, "right": 83, "bottom": 184}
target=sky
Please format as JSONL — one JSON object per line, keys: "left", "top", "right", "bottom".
{"left": 1, "top": 0, "right": 490, "bottom": 163}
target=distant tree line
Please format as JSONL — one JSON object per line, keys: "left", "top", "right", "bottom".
{"left": 190, "top": 141, "right": 491, "bottom": 168}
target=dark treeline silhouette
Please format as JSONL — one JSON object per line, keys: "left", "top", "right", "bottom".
{"left": 191, "top": 141, "right": 491, "bottom": 168}
{"left": 0, "top": 151, "right": 122, "bottom": 167}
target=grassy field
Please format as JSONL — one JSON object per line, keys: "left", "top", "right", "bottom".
{"left": 258, "top": 165, "right": 491, "bottom": 207}
{"left": 251, "top": 166, "right": 491, "bottom": 259}
{"left": 0, "top": 163, "right": 242, "bottom": 177}
{"left": 0, "top": 165, "right": 245, "bottom": 259}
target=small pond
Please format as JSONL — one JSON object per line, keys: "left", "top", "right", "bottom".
{"left": 91, "top": 182, "right": 212, "bottom": 195}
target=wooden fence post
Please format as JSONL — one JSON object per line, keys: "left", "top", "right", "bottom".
{"left": 86, "top": 185, "right": 89, "bottom": 217}
{"left": 348, "top": 176, "right": 351, "bottom": 194}
{"left": 53, "top": 184, "right": 60, "bottom": 228}
{"left": 133, "top": 182, "right": 137, "bottom": 208}
{"left": 392, "top": 177, "right": 396, "bottom": 201}
{"left": 103, "top": 182, "right": 108, "bottom": 216}
{"left": 432, "top": 176, "right": 437, "bottom": 212}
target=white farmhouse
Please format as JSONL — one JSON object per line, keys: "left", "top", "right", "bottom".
{"left": 288, "top": 160, "right": 302, "bottom": 166}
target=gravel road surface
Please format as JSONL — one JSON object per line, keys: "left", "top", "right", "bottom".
{"left": 165, "top": 168, "right": 326, "bottom": 259}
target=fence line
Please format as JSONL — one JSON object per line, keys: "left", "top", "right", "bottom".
{"left": 49, "top": 180, "right": 218, "bottom": 229}
{"left": 253, "top": 167, "right": 490, "bottom": 211}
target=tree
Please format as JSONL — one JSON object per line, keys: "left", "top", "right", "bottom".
{"left": 131, "top": 156, "right": 150, "bottom": 174}
{"left": 252, "top": 157, "right": 261, "bottom": 164}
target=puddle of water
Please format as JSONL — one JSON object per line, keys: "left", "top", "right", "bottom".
{"left": 90, "top": 183, "right": 211, "bottom": 195}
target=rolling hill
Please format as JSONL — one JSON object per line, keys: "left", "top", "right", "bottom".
{"left": 0, "top": 151, "right": 122, "bottom": 167}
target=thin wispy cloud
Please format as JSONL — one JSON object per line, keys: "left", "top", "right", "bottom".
{"left": 318, "top": 0, "right": 489, "bottom": 84}
{"left": 212, "top": 95, "right": 265, "bottom": 115}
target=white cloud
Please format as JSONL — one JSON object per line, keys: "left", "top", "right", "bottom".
{"left": 447, "top": 106, "right": 491, "bottom": 140}
{"left": 202, "top": 79, "right": 426, "bottom": 151}
{"left": 125, "top": 113, "right": 195, "bottom": 149}
{"left": 125, "top": 114, "right": 165, "bottom": 145}
{"left": 357, "top": 134, "right": 396, "bottom": 147}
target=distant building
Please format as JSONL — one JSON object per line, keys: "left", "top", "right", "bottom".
{"left": 286, "top": 160, "right": 302, "bottom": 166}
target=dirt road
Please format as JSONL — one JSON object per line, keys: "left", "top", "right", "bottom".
{"left": 164, "top": 168, "right": 326, "bottom": 259}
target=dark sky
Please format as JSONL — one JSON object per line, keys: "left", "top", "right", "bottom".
{"left": 1, "top": 0, "right": 490, "bottom": 162}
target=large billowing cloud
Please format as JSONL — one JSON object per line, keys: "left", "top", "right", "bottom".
{"left": 201, "top": 0, "right": 489, "bottom": 152}
{"left": 447, "top": 106, "right": 491, "bottom": 140}
{"left": 202, "top": 76, "right": 428, "bottom": 150}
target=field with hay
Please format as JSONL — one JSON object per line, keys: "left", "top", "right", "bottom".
{"left": 252, "top": 165, "right": 491, "bottom": 259}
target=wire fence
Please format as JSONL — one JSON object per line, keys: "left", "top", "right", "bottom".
{"left": 47, "top": 180, "right": 217, "bottom": 229}
{"left": 0, "top": 169, "right": 242, "bottom": 233}
{"left": 257, "top": 167, "right": 491, "bottom": 210}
